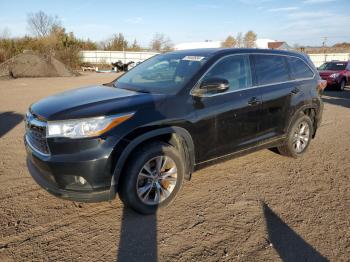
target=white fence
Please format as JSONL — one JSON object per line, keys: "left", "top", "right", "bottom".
{"left": 308, "top": 53, "right": 350, "bottom": 67}
{"left": 80, "top": 50, "right": 350, "bottom": 68}
{"left": 79, "top": 50, "right": 159, "bottom": 64}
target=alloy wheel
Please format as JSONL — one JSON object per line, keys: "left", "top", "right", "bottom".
{"left": 136, "top": 156, "right": 177, "bottom": 205}
{"left": 293, "top": 121, "right": 310, "bottom": 153}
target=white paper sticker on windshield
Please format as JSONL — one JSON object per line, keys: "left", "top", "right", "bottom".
{"left": 182, "top": 56, "right": 205, "bottom": 61}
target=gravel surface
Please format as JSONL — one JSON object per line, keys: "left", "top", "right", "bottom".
{"left": 0, "top": 73, "right": 349, "bottom": 261}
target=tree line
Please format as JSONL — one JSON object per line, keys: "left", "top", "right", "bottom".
{"left": 0, "top": 11, "right": 174, "bottom": 67}
{"left": 221, "top": 31, "right": 257, "bottom": 48}
{"left": 102, "top": 32, "right": 173, "bottom": 52}
{"left": 1, "top": 10, "right": 350, "bottom": 68}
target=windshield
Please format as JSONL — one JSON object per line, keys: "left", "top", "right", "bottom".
{"left": 114, "top": 53, "right": 209, "bottom": 94}
{"left": 319, "top": 62, "right": 347, "bottom": 71}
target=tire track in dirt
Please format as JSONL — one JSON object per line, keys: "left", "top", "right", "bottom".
{"left": 0, "top": 203, "right": 116, "bottom": 250}
{"left": 1, "top": 77, "right": 349, "bottom": 261}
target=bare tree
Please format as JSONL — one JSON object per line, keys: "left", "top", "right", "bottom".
{"left": 222, "top": 35, "right": 236, "bottom": 48}
{"left": 103, "top": 33, "right": 128, "bottom": 51}
{"left": 236, "top": 32, "right": 243, "bottom": 48}
{"left": 243, "top": 30, "right": 257, "bottom": 48}
{"left": 130, "top": 39, "right": 142, "bottom": 51}
{"left": 0, "top": 27, "right": 11, "bottom": 39}
{"left": 150, "top": 33, "right": 173, "bottom": 52}
{"left": 27, "top": 10, "right": 61, "bottom": 37}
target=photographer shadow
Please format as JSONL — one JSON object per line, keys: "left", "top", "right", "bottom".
{"left": 0, "top": 111, "right": 24, "bottom": 138}
{"left": 262, "top": 202, "right": 328, "bottom": 262}
{"left": 116, "top": 207, "right": 157, "bottom": 262}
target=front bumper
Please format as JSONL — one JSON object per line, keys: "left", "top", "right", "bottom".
{"left": 323, "top": 78, "right": 340, "bottom": 87}
{"left": 25, "top": 136, "right": 116, "bottom": 203}
{"left": 27, "top": 157, "right": 110, "bottom": 202}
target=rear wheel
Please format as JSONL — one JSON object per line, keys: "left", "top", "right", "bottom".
{"left": 277, "top": 114, "right": 313, "bottom": 158}
{"left": 119, "top": 141, "right": 184, "bottom": 214}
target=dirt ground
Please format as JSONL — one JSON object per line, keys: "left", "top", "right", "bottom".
{"left": 0, "top": 73, "right": 349, "bottom": 261}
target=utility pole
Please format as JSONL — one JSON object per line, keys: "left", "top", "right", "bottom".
{"left": 322, "top": 36, "right": 328, "bottom": 64}
{"left": 322, "top": 36, "right": 328, "bottom": 51}
{"left": 123, "top": 42, "right": 126, "bottom": 64}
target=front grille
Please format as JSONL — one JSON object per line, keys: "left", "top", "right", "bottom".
{"left": 25, "top": 112, "right": 50, "bottom": 155}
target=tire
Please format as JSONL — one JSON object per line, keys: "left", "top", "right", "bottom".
{"left": 118, "top": 141, "right": 184, "bottom": 214}
{"left": 277, "top": 114, "right": 314, "bottom": 158}
{"left": 339, "top": 79, "right": 346, "bottom": 91}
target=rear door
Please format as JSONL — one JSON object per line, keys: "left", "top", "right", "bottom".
{"left": 252, "top": 54, "right": 294, "bottom": 140}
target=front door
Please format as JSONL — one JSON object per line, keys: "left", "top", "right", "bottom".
{"left": 192, "top": 54, "right": 262, "bottom": 162}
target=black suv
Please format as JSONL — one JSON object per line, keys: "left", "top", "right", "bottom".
{"left": 25, "top": 49, "right": 324, "bottom": 214}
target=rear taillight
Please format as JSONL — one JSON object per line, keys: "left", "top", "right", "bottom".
{"left": 317, "top": 80, "right": 327, "bottom": 96}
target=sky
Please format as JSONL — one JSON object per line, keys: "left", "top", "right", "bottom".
{"left": 0, "top": 0, "right": 349, "bottom": 47}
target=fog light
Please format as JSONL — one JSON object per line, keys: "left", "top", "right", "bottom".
{"left": 75, "top": 176, "right": 87, "bottom": 185}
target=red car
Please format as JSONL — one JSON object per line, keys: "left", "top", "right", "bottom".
{"left": 318, "top": 61, "right": 350, "bottom": 91}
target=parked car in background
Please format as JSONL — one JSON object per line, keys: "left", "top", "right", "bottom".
{"left": 25, "top": 48, "right": 325, "bottom": 214}
{"left": 317, "top": 61, "right": 350, "bottom": 91}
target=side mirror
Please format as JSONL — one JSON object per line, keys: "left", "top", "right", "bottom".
{"left": 194, "top": 78, "right": 229, "bottom": 96}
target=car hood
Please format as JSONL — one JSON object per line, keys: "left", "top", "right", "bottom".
{"left": 30, "top": 85, "right": 166, "bottom": 121}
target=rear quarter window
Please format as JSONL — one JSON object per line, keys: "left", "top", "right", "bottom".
{"left": 287, "top": 57, "right": 314, "bottom": 80}
{"left": 253, "top": 55, "right": 289, "bottom": 85}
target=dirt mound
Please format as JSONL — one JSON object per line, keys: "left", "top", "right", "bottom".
{"left": 0, "top": 53, "right": 74, "bottom": 78}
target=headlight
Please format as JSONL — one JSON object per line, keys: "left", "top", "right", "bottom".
{"left": 329, "top": 73, "right": 339, "bottom": 78}
{"left": 47, "top": 113, "right": 134, "bottom": 138}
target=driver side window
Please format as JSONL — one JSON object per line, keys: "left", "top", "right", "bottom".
{"left": 201, "top": 55, "right": 252, "bottom": 92}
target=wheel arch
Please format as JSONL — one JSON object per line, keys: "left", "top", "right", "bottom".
{"left": 108, "top": 126, "right": 195, "bottom": 199}
{"left": 286, "top": 104, "right": 319, "bottom": 138}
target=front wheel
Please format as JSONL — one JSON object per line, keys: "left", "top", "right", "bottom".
{"left": 277, "top": 114, "right": 314, "bottom": 158}
{"left": 119, "top": 142, "right": 184, "bottom": 214}
{"left": 339, "top": 79, "right": 346, "bottom": 91}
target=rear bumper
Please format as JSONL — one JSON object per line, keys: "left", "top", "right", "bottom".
{"left": 313, "top": 100, "right": 324, "bottom": 138}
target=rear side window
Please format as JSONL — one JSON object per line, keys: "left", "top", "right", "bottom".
{"left": 287, "top": 57, "right": 314, "bottom": 79}
{"left": 254, "top": 55, "right": 289, "bottom": 85}
{"left": 202, "top": 55, "right": 252, "bottom": 91}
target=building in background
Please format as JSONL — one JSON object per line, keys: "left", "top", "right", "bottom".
{"left": 255, "top": 39, "right": 291, "bottom": 50}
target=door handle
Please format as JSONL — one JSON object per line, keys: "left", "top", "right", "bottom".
{"left": 247, "top": 97, "right": 261, "bottom": 106}
{"left": 291, "top": 87, "right": 300, "bottom": 95}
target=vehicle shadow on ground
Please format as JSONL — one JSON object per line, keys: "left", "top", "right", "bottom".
{"left": 262, "top": 202, "right": 329, "bottom": 262}
{"left": 0, "top": 111, "right": 24, "bottom": 138}
{"left": 116, "top": 207, "right": 157, "bottom": 262}
{"left": 322, "top": 88, "right": 350, "bottom": 109}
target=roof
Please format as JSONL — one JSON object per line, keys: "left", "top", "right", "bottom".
{"left": 168, "top": 48, "right": 306, "bottom": 60}
{"left": 324, "top": 61, "right": 348, "bottom": 64}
